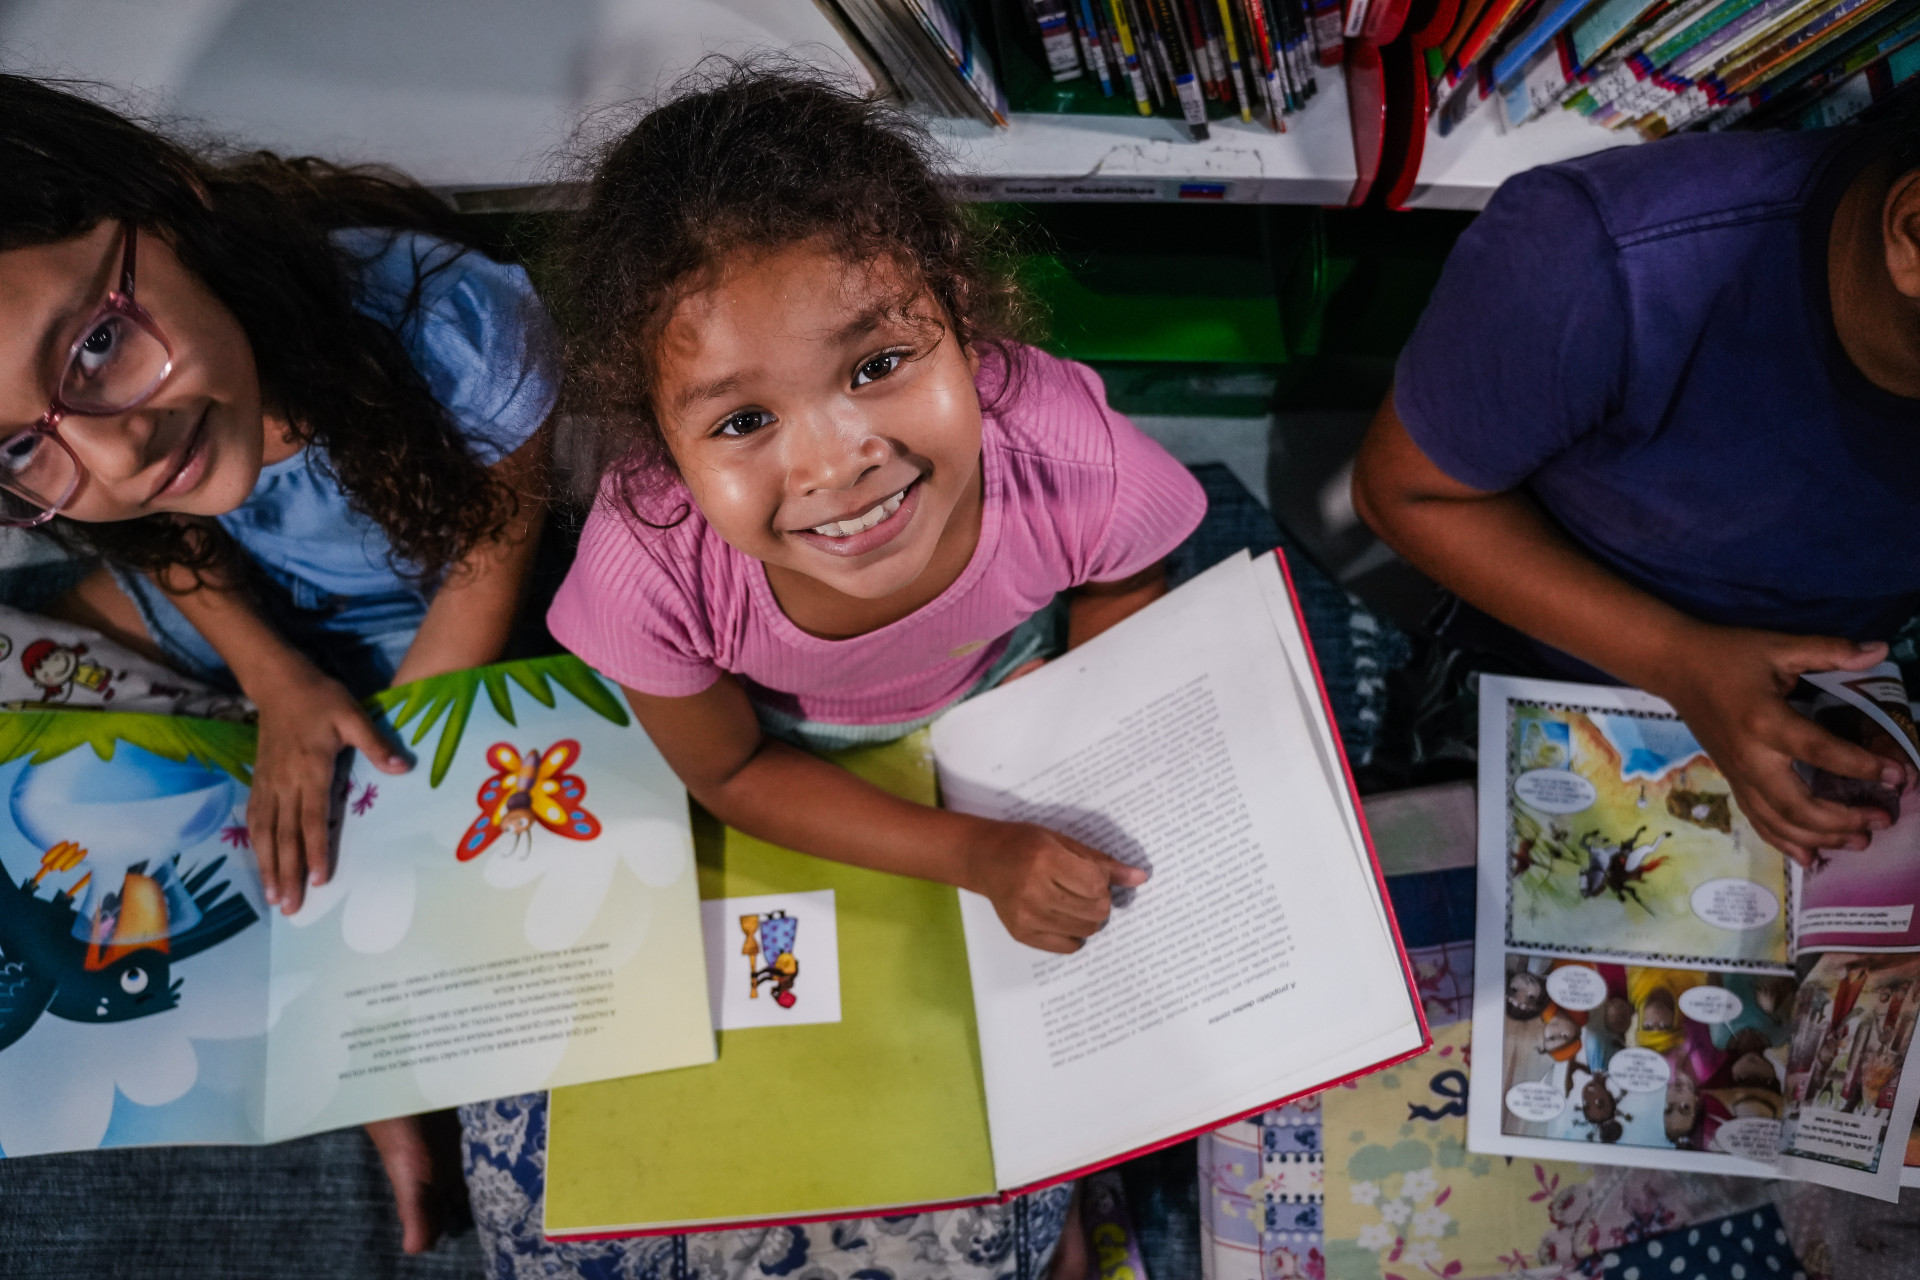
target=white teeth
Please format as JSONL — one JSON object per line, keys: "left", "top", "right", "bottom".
{"left": 811, "top": 489, "right": 906, "bottom": 538}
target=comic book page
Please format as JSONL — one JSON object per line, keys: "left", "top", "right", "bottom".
{"left": 0, "top": 712, "right": 271, "bottom": 1157}
{"left": 1777, "top": 952, "right": 1920, "bottom": 1197}
{"left": 1468, "top": 676, "right": 1794, "bottom": 1180}
{"left": 1771, "top": 665, "right": 1920, "bottom": 1195}
{"left": 263, "top": 656, "right": 714, "bottom": 1139}
{"left": 1470, "top": 674, "right": 1920, "bottom": 1199}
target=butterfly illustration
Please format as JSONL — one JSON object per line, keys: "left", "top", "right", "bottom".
{"left": 458, "top": 740, "right": 601, "bottom": 861}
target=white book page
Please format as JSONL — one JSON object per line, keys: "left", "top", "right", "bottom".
{"left": 933, "top": 553, "right": 1422, "bottom": 1190}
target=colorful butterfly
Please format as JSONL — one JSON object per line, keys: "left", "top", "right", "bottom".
{"left": 458, "top": 740, "right": 601, "bottom": 861}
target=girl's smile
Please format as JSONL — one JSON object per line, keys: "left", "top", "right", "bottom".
{"left": 787, "top": 477, "right": 920, "bottom": 557}
{"left": 655, "top": 241, "right": 985, "bottom": 633}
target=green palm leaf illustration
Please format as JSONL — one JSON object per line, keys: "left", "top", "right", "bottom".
{"left": 0, "top": 710, "right": 256, "bottom": 783}
{"left": 367, "top": 655, "right": 630, "bottom": 787}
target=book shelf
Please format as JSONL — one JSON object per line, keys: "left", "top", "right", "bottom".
{"left": 1403, "top": 95, "right": 1635, "bottom": 210}
{"left": 932, "top": 75, "right": 1360, "bottom": 206}
{"left": 0, "top": 0, "right": 1619, "bottom": 211}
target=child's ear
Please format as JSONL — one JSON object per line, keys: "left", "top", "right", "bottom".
{"left": 1884, "top": 168, "right": 1920, "bottom": 300}
{"left": 963, "top": 341, "right": 981, "bottom": 378}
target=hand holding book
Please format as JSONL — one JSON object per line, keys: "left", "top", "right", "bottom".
{"left": 1651, "top": 626, "right": 1901, "bottom": 865}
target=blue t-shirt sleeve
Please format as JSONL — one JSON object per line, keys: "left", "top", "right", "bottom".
{"left": 335, "top": 228, "right": 559, "bottom": 466}
{"left": 1394, "top": 166, "right": 1628, "bottom": 493}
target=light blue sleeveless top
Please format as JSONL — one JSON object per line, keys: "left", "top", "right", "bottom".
{"left": 119, "top": 229, "right": 559, "bottom": 695}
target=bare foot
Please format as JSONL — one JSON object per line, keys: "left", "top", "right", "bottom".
{"left": 366, "top": 1115, "right": 439, "bottom": 1254}
{"left": 1049, "top": 1182, "right": 1088, "bottom": 1280}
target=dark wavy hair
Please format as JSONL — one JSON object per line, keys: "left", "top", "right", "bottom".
{"left": 0, "top": 74, "right": 518, "bottom": 583}
{"left": 549, "top": 62, "right": 1028, "bottom": 514}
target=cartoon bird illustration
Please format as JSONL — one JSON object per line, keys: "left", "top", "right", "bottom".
{"left": 458, "top": 740, "right": 601, "bottom": 861}
{"left": 0, "top": 845, "right": 258, "bottom": 1052}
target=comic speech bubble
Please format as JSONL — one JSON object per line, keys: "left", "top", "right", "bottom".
{"left": 1690, "top": 879, "right": 1780, "bottom": 932}
{"left": 1513, "top": 769, "right": 1598, "bottom": 815}
{"left": 1505, "top": 1080, "right": 1566, "bottom": 1123}
{"left": 1546, "top": 965, "right": 1609, "bottom": 1012}
{"left": 1608, "top": 1048, "right": 1672, "bottom": 1092}
{"left": 1678, "top": 986, "right": 1744, "bottom": 1024}
{"left": 1712, "top": 1116, "right": 1782, "bottom": 1160}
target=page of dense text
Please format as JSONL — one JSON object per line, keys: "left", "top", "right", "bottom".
{"left": 933, "top": 553, "right": 1423, "bottom": 1189}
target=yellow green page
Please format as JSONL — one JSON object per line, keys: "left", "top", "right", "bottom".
{"left": 544, "top": 732, "right": 997, "bottom": 1234}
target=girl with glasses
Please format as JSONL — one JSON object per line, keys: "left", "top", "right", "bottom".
{"left": 0, "top": 74, "right": 555, "bottom": 1254}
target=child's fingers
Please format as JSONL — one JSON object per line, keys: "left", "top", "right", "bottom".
{"left": 249, "top": 791, "right": 281, "bottom": 906}
{"left": 1056, "top": 834, "right": 1152, "bottom": 889}
{"left": 1022, "top": 930, "right": 1087, "bottom": 955}
{"left": 303, "top": 775, "right": 335, "bottom": 889}
{"left": 338, "top": 707, "right": 411, "bottom": 776}
{"left": 1741, "top": 779, "right": 1862, "bottom": 862}
{"left": 275, "top": 793, "right": 308, "bottom": 915}
{"left": 1038, "top": 892, "right": 1111, "bottom": 934}
{"left": 1772, "top": 634, "right": 1886, "bottom": 680}
{"left": 1778, "top": 712, "right": 1904, "bottom": 789}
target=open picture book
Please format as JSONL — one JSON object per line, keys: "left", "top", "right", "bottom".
{"left": 0, "top": 656, "right": 711, "bottom": 1157}
{"left": 1468, "top": 669, "right": 1920, "bottom": 1200}
{"left": 542, "top": 549, "right": 1429, "bottom": 1238}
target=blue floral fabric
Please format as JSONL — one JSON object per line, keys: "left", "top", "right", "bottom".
{"left": 459, "top": 1094, "right": 1073, "bottom": 1280}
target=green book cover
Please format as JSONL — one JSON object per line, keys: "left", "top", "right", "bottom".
{"left": 543, "top": 733, "right": 999, "bottom": 1235}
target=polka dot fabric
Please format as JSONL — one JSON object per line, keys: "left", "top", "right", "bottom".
{"left": 1601, "top": 1206, "right": 1807, "bottom": 1280}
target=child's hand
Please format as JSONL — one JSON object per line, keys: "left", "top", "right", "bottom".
{"left": 250, "top": 664, "right": 410, "bottom": 914}
{"left": 965, "top": 820, "right": 1150, "bottom": 954}
{"left": 1660, "top": 628, "right": 1902, "bottom": 866}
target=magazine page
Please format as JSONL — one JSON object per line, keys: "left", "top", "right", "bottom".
{"left": 1468, "top": 676, "right": 1793, "bottom": 1179}
{"left": 262, "top": 656, "right": 713, "bottom": 1139}
{"left": 1792, "top": 666, "right": 1920, "bottom": 952}
{"left": 0, "top": 712, "right": 270, "bottom": 1157}
{"left": 1766, "top": 668, "right": 1920, "bottom": 1196}
{"left": 1776, "top": 951, "right": 1920, "bottom": 1197}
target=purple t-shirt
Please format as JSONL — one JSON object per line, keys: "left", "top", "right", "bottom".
{"left": 1396, "top": 126, "right": 1920, "bottom": 643}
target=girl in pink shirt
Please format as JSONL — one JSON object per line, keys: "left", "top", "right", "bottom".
{"left": 547, "top": 70, "right": 1207, "bottom": 958}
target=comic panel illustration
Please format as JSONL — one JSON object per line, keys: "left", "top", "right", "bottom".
{"left": 0, "top": 714, "right": 268, "bottom": 1156}
{"left": 1496, "top": 954, "right": 1795, "bottom": 1160}
{"left": 1504, "top": 699, "right": 1790, "bottom": 966}
{"left": 1780, "top": 953, "right": 1920, "bottom": 1176}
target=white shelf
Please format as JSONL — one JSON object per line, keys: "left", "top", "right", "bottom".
{"left": 1, "top": 0, "right": 1357, "bottom": 207}
{"left": 934, "top": 72, "right": 1358, "bottom": 206}
{"left": 1405, "top": 92, "right": 1637, "bottom": 210}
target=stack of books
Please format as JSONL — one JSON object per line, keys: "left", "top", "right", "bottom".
{"left": 1427, "top": 0, "right": 1920, "bottom": 137}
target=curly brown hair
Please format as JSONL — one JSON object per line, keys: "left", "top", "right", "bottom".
{"left": 0, "top": 74, "right": 520, "bottom": 584}
{"left": 550, "top": 62, "right": 1027, "bottom": 512}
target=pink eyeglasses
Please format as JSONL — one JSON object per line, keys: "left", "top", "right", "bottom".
{"left": 0, "top": 222, "right": 174, "bottom": 527}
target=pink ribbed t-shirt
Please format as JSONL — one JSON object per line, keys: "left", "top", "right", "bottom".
{"left": 547, "top": 346, "right": 1206, "bottom": 726}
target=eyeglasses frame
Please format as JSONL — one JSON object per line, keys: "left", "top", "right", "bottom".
{"left": 0, "top": 222, "right": 175, "bottom": 528}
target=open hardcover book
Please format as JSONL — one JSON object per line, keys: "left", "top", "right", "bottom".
{"left": 0, "top": 656, "right": 711, "bottom": 1157}
{"left": 1468, "top": 670, "right": 1920, "bottom": 1200}
{"left": 543, "top": 549, "right": 1429, "bottom": 1238}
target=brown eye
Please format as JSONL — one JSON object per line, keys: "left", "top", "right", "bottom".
{"left": 852, "top": 353, "right": 902, "bottom": 387}
{"left": 716, "top": 409, "right": 772, "bottom": 438}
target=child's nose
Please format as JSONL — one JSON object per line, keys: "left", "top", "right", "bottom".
{"left": 789, "top": 415, "right": 886, "bottom": 492}
{"left": 61, "top": 409, "right": 161, "bottom": 487}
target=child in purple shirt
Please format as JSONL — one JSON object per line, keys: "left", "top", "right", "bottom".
{"left": 1352, "top": 108, "right": 1920, "bottom": 866}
